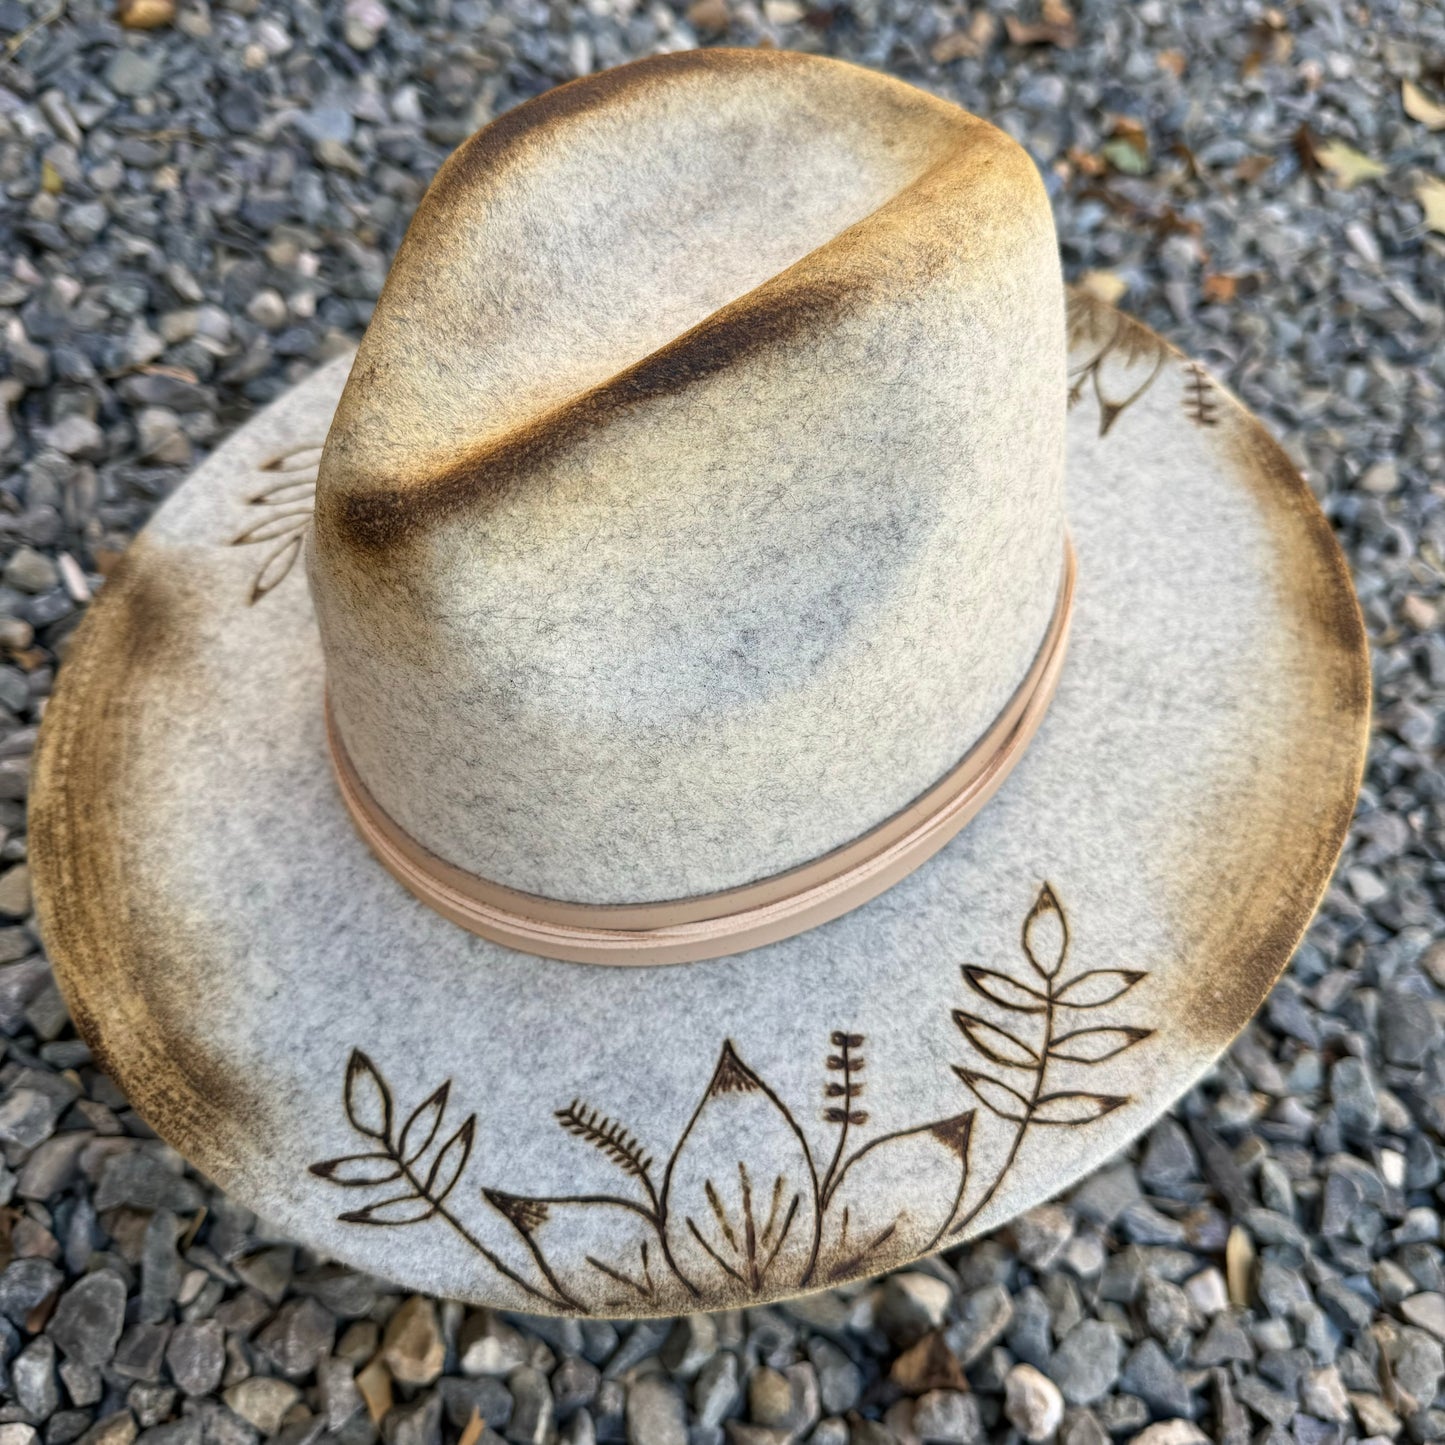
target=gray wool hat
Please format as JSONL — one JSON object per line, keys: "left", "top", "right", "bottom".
{"left": 32, "top": 48, "right": 1368, "bottom": 1317}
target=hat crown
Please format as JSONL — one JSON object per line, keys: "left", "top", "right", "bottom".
{"left": 310, "top": 50, "right": 1067, "bottom": 907}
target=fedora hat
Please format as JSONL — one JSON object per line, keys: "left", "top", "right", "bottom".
{"left": 32, "top": 48, "right": 1368, "bottom": 1316}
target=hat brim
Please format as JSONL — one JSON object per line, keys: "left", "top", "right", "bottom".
{"left": 32, "top": 293, "right": 1368, "bottom": 1316}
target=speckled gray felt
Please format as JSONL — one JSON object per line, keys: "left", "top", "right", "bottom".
{"left": 32, "top": 293, "right": 1367, "bottom": 1317}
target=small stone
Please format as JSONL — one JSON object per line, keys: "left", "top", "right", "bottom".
{"left": 1400, "top": 1293, "right": 1445, "bottom": 1341}
{"left": 3, "top": 549, "right": 58, "bottom": 595}
{"left": 627, "top": 1376, "right": 685, "bottom": 1445}
{"left": 947, "top": 1284, "right": 1012, "bottom": 1365}
{"left": 507, "top": 1366, "right": 556, "bottom": 1445}
{"left": 113, "top": 1323, "right": 172, "bottom": 1382}
{"left": 553, "top": 1356, "right": 600, "bottom": 1418}
{"left": 910, "top": 1390, "right": 981, "bottom": 1445}
{"left": 116, "top": 0, "right": 175, "bottom": 29}
{"left": 1125, "top": 1427, "right": 1207, "bottom": 1445}
{"left": 693, "top": 1352, "right": 741, "bottom": 1429}
{"left": 77, "top": 1413, "right": 137, "bottom": 1445}
{"left": 1299, "top": 1366, "right": 1349, "bottom": 1423}
{"left": 661, "top": 1315, "right": 717, "bottom": 1380}
{"left": 254, "top": 1297, "right": 334, "bottom": 1378}
{"left": 0, "top": 1088, "right": 61, "bottom": 1149}
{"left": 0, "top": 1429, "right": 39, "bottom": 1445}
{"left": 13, "top": 1335, "right": 59, "bottom": 1417}
{"left": 1191, "top": 1314, "right": 1253, "bottom": 1367}
{"left": 1183, "top": 1270, "right": 1228, "bottom": 1318}
{"left": 384, "top": 1392, "right": 443, "bottom": 1445}
{"left": 381, "top": 1297, "right": 445, "bottom": 1386}
{"left": 245, "top": 290, "right": 290, "bottom": 331}
{"left": 49, "top": 1270, "right": 127, "bottom": 1367}
{"left": 1004, "top": 1364, "right": 1063, "bottom": 1443}
{"left": 1360, "top": 461, "right": 1399, "bottom": 494}
{"left": 808, "top": 1340, "right": 861, "bottom": 1414}
{"left": 1118, "top": 1341, "right": 1193, "bottom": 1419}
{"left": 1048, "top": 1321, "right": 1122, "bottom": 1407}
{"left": 355, "top": 1356, "right": 391, "bottom": 1425}
{"left": 225, "top": 1378, "right": 302, "bottom": 1435}
{"left": 1013, "top": 1206, "right": 1073, "bottom": 1269}
{"left": 879, "top": 1274, "right": 952, "bottom": 1346}
{"left": 165, "top": 1320, "right": 224, "bottom": 1396}
{"left": 459, "top": 1312, "right": 529, "bottom": 1376}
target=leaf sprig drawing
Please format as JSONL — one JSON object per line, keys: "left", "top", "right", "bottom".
{"left": 308, "top": 1050, "right": 568, "bottom": 1309}
{"left": 230, "top": 443, "right": 320, "bottom": 603}
{"left": 949, "top": 883, "right": 1153, "bottom": 1235}
{"left": 308, "top": 884, "right": 1154, "bottom": 1311}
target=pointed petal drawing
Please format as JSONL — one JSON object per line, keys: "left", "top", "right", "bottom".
{"left": 249, "top": 533, "right": 307, "bottom": 603}
{"left": 482, "top": 1189, "right": 654, "bottom": 1313}
{"left": 424, "top": 1118, "right": 475, "bottom": 1202}
{"left": 1030, "top": 1091, "right": 1127, "bottom": 1125}
{"left": 953, "top": 1010, "right": 1040, "bottom": 1069}
{"left": 308, "top": 1153, "right": 405, "bottom": 1187}
{"left": 231, "top": 508, "right": 314, "bottom": 546}
{"left": 662, "top": 1042, "right": 819, "bottom": 1297}
{"left": 399, "top": 1083, "right": 449, "bottom": 1166}
{"left": 1022, "top": 883, "right": 1068, "bottom": 979}
{"left": 952, "top": 1068, "right": 1030, "bottom": 1122}
{"left": 339, "top": 1192, "right": 432, "bottom": 1225}
{"left": 344, "top": 1050, "right": 393, "bottom": 1142}
{"left": 961, "top": 966, "right": 1047, "bottom": 1014}
{"left": 1054, "top": 970, "right": 1146, "bottom": 1008}
{"left": 1049, "top": 1026, "right": 1153, "bottom": 1063}
{"left": 820, "top": 1111, "right": 974, "bottom": 1278}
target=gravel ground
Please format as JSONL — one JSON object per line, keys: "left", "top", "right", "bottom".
{"left": 1, "top": 2, "right": 1444, "bottom": 1445}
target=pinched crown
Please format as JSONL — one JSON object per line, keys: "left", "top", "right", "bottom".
{"left": 309, "top": 49, "right": 1067, "bottom": 907}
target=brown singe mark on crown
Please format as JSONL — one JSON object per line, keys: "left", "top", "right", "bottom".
{"left": 319, "top": 268, "right": 859, "bottom": 556}
{"left": 308, "top": 886, "right": 1156, "bottom": 1313}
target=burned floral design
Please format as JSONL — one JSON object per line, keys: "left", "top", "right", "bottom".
{"left": 309, "top": 885, "right": 1155, "bottom": 1311}
{"left": 230, "top": 442, "right": 320, "bottom": 604}
{"left": 1066, "top": 291, "right": 1220, "bottom": 438}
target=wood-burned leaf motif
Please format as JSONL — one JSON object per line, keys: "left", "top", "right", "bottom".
{"left": 424, "top": 1118, "right": 475, "bottom": 1203}
{"left": 260, "top": 443, "right": 324, "bottom": 473}
{"left": 309, "top": 1152, "right": 404, "bottom": 1187}
{"left": 1050, "top": 1026, "right": 1154, "bottom": 1063}
{"left": 248, "top": 477, "right": 317, "bottom": 508}
{"left": 399, "top": 1083, "right": 449, "bottom": 1166}
{"left": 1022, "top": 883, "right": 1068, "bottom": 979}
{"left": 961, "top": 966, "right": 1047, "bottom": 1014}
{"left": 230, "top": 445, "right": 320, "bottom": 604}
{"left": 1030, "top": 1091, "right": 1128, "bottom": 1126}
{"left": 820, "top": 1111, "right": 974, "bottom": 1279}
{"left": 344, "top": 1050, "right": 392, "bottom": 1141}
{"left": 952, "top": 1011, "right": 1040, "bottom": 1068}
{"left": 339, "top": 1193, "right": 433, "bottom": 1225}
{"left": 555, "top": 1102, "right": 656, "bottom": 1193}
{"left": 1054, "top": 969, "right": 1146, "bottom": 1008}
{"left": 952, "top": 1068, "right": 1030, "bottom": 1123}
{"left": 231, "top": 509, "right": 313, "bottom": 546}
{"left": 663, "top": 1042, "right": 818, "bottom": 1296}
{"left": 248, "top": 534, "right": 306, "bottom": 604}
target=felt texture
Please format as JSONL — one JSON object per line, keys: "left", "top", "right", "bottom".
{"left": 310, "top": 50, "right": 1068, "bottom": 903}
{"left": 30, "top": 295, "right": 1369, "bottom": 1317}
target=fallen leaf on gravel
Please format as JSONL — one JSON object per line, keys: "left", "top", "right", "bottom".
{"left": 1234, "top": 154, "right": 1274, "bottom": 183}
{"left": 1078, "top": 270, "right": 1127, "bottom": 304}
{"left": 1403, "top": 80, "right": 1445, "bottom": 130}
{"left": 115, "top": 0, "right": 176, "bottom": 27}
{"left": 1315, "top": 140, "right": 1389, "bottom": 189}
{"left": 685, "top": 0, "right": 730, "bottom": 33}
{"left": 1416, "top": 176, "right": 1445, "bottom": 234}
{"left": 1102, "top": 138, "right": 1148, "bottom": 175}
{"left": 1004, "top": 13, "right": 1076, "bottom": 48}
{"left": 1201, "top": 273, "right": 1239, "bottom": 303}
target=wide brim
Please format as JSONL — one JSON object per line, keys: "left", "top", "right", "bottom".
{"left": 31, "top": 295, "right": 1368, "bottom": 1317}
